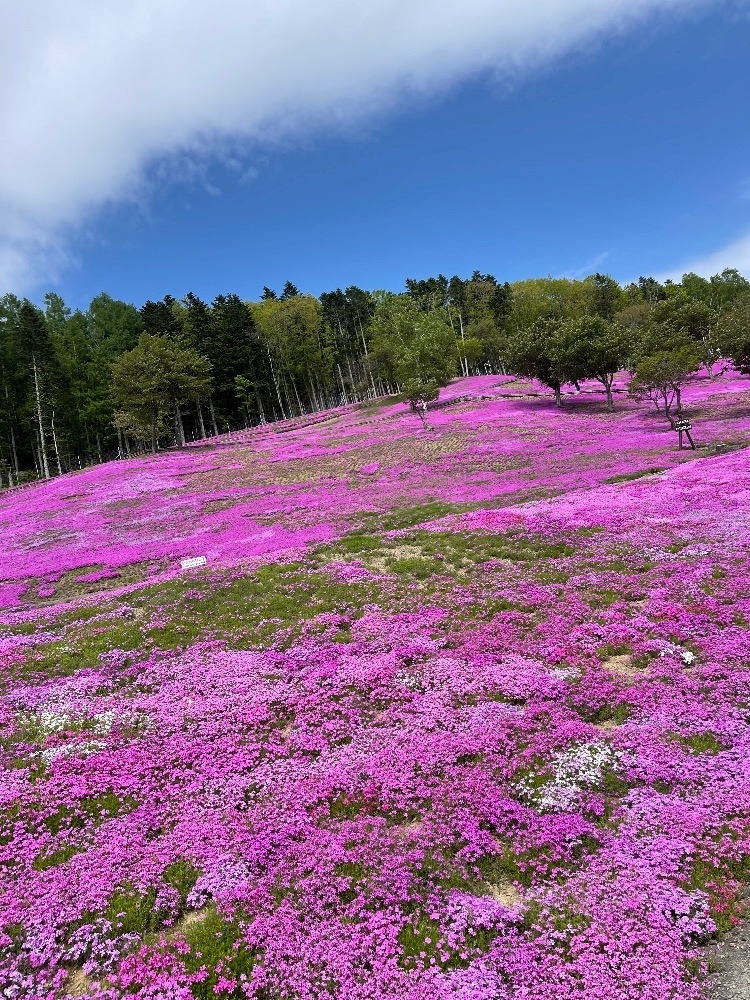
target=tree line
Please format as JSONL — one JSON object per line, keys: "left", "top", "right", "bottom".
{"left": 1, "top": 269, "right": 749, "bottom": 485}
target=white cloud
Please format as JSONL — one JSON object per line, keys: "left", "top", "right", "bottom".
{"left": 661, "top": 231, "right": 750, "bottom": 281}
{"left": 0, "top": 0, "right": 717, "bottom": 291}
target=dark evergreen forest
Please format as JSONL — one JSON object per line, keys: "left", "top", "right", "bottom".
{"left": 1, "top": 269, "right": 749, "bottom": 485}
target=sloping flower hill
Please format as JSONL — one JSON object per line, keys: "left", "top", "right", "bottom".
{"left": 1, "top": 371, "right": 750, "bottom": 999}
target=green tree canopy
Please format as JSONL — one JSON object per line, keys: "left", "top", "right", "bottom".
{"left": 112, "top": 334, "right": 212, "bottom": 452}
{"left": 716, "top": 294, "right": 750, "bottom": 374}
{"left": 554, "top": 315, "right": 631, "bottom": 410}
{"left": 505, "top": 318, "right": 567, "bottom": 406}
{"left": 628, "top": 344, "right": 702, "bottom": 419}
{"left": 369, "top": 293, "right": 458, "bottom": 401}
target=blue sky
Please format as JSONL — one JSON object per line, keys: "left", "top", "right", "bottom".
{"left": 2, "top": 1, "right": 748, "bottom": 308}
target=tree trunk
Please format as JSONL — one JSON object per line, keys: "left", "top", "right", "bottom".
{"left": 291, "top": 377, "right": 304, "bottom": 416}
{"left": 32, "top": 355, "right": 51, "bottom": 479}
{"left": 347, "top": 357, "right": 359, "bottom": 401}
{"left": 255, "top": 388, "right": 267, "bottom": 425}
{"left": 457, "top": 311, "right": 468, "bottom": 378}
{"left": 358, "top": 317, "right": 378, "bottom": 398}
{"left": 604, "top": 382, "right": 613, "bottom": 411}
{"left": 174, "top": 401, "right": 185, "bottom": 448}
{"left": 267, "top": 351, "right": 287, "bottom": 419}
{"left": 9, "top": 423, "right": 19, "bottom": 477}
{"left": 51, "top": 411, "right": 63, "bottom": 475}
{"left": 196, "top": 400, "right": 207, "bottom": 439}
{"left": 151, "top": 403, "right": 158, "bottom": 454}
{"left": 207, "top": 396, "right": 219, "bottom": 437}
{"left": 337, "top": 364, "right": 349, "bottom": 405}
{"left": 553, "top": 384, "right": 562, "bottom": 408}
{"left": 30, "top": 435, "right": 41, "bottom": 479}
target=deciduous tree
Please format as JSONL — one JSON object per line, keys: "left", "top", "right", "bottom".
{"left": 112, "top": 334, "right": 212, "bottom": 453}
{"left": 628, "top": 345, "right": 702, "bottom": 420}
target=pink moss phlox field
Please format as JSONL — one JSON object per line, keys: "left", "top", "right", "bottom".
{"left": 1, "top": 370, "right": 750, "bottom": 998}
{"left": 2, "top": 368, "right": 748, "bottom": 616}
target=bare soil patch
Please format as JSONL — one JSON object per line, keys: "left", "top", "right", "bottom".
{"left": 482, "top": 880, "right": 522, "bottom": 907}
{"left": 601, "top": 653, "right": 642, "bottom": 681}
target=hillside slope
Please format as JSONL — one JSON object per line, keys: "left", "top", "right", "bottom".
{"left": 1, "top": 372, "right": 750, "bottom": 999}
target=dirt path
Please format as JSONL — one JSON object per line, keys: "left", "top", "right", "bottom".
{"left": 706, "top": 922, "right": 750, "bottom": 999}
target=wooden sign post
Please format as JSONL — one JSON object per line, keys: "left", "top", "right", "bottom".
{"left": 673, "top": 418, "right": 695, "bottom": 450}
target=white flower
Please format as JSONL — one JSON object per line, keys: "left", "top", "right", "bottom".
{"left": 518, "top": 741, "right": 621, "bottom": 812}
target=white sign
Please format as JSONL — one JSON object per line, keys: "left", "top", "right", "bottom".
{"left": 180, "top": 556, "right": 207, "bottom": 570}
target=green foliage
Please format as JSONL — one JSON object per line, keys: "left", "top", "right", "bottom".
{"left": 112, "top": 333, "right": 212, "bottom": 451}
{"left": 43, "top": 790, "right": 138, "bottom": 836}
{"left": 181, "top": 906, "right": 259, "bottom": 999}
{"left": 33, "top": 843, "right": 82, "bottom": 871}
{"left": 370, "top": 293, "right": 458, "bottom": 390}
{"left": 105, "top": 884, "right": 166, "bottom": 936}
{"left": 628, "top": 344, "right": 702, "bottom": 418}
{"left": 401, "top": 377, "right": 440, "bottom": 423}
{"left": 553, "top": 315, "right": 632, "bottom": 409}
{"left": 668, "top": 732, "right": 727, "bottom": 755}
{"left": 507, "top": 276, "right": 593, "bottom": 328}
{"left": 717, "top": 292, "right": 750, "bottom": 374}
{"left": 505, "top": 317, "right": 567, "bottom": 405}
{"left": 164, "top": 858, "right": 201, "bottom": 908}
{"left": 605, "top": 468, "right": 663, "bottom": 483}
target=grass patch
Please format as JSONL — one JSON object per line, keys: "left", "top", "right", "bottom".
{"left": 32, "top": 842, "right": 82, "bottom": 871}
{"left": 143, "top": 562, "right": 386, "bottom": 651}
{"left": 605, "top": 468, "right": 664, "bottom": 484}
{"left": 17, "top": 622, "right": 142, "bottom": 682}
{"left": 667, "top": 732, "right": 727, "bottom": 755}
{"left": 337, "top": 533, "right": 382, "bottom": 554}
{"left": 43, "top": 790, "right": 138, "bottom": 836}
{"left": 164, "top": 858, "right": 201, "bottom": 909}
{"left": 374, "top": 501, "right": 473, "bottom": 531}
{"left": 334, "top": 860, "right": 369, "bottom": 905}
{"left": 596, "top": 642, "right": 632, "bottom": 661}
{"left": 475, "top": 849, "right": 532, "bottom": 889}
{"left": 571, "top": 700, "right": 631, "bottom": 726}
{"left": 321, "top": 528, "right": 575, "bottom": 583}
{"left": 398, "top": 910, "right": 497, "bottom": 972}
{"left": 105, "top": 884, "right": 168, "bottom": 936}
{"left": 687, "top": 855, "right": 750, "bottom": 935}
{"left": 180, "top": 905, "right": 260, "bottom": 1000}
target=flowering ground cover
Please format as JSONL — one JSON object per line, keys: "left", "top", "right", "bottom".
{"left": 2, "top": 371, "right": 750, "bottom": 999}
